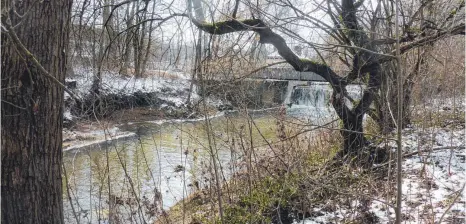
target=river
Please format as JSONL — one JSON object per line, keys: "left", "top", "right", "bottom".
{"left": 62, "top": 82, "right": 362, "bottom": 223}
{"left": 63, "top": 111, "right": 285, "bottom": 223}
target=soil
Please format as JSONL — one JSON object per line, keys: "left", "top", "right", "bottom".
{"left": 107, "top": 107, "right": 181, "bottom": 124}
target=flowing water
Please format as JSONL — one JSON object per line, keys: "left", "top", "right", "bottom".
{"left": 284, "top": 81, "right": 363, "bottom": 121}
{"left": 62, "top": 82, "right": 363, "bottom": 223}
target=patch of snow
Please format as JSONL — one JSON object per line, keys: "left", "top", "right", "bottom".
{"left": 434, "top": 129, "right": 465, "bottom": 147}
{"left": 159, "top": 96, "right": 186, "bottom": 107}
{"left": 63, "top": 126, "right": 136, "bottom": 151}
{"left": 64, "top": 110, "right": 73, "bottom": 120}
{"left": 370, "top": 147, "right": 465, "bottom": 223}
{"left": 205, "top": 96, "right": 226, "bottom": 107}
{"left": 67, "top": 66, "right": 199, "bottom": 106}
{"left": 371, "top": 125, "right": 465, "bottom": 223}
{"left": 297, "top": 124, "right": 465, "bottom": 223}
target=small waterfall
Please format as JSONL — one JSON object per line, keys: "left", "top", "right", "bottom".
{"left": 283, "top": 81, "right": 308, "bottom": 105}
{"left": 289, "top": 84, "right": 332, "bottom": 108}
{"left": 284, "top": 81, "right": 363, "bottom": 119}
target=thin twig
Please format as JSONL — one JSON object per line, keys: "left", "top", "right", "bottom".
{"left": 1, "top": 99, "right": 26, "bottom": 110}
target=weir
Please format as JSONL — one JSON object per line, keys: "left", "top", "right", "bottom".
{"left": 203, "top": 79, "right": 363, "bottom": 114}
{"left": 250, "top": 67, "right": 326, "bottom": 82}
{"left": 281, "top": 81, "right": 363, "bottom": 119}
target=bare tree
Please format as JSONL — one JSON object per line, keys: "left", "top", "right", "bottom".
{"left": 186, "top": 0, "right": 464, "bottom": 159}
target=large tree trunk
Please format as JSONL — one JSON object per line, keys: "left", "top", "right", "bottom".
{"left": 1, "top": 0, "right": 71, "bottom": 223}
{"left": 341, "top": 114, "right": 365, "bottom": 155}
{"left": 335, "top": 0, "right": 381, "bottom": 156}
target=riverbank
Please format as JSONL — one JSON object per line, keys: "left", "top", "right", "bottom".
{"left": 61, "top": 66, "right": 293, "bottom": 151}
{"left": 61, "top": 66, "right": 465, "bottom": 223}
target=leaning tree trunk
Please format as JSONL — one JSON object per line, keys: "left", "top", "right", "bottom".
{"left": 1, "top": 0, "right": 71, "bottom": 223}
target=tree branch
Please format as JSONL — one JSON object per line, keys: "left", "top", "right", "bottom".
{"left": 360, "top": 23, "right": 465, "bottom": 73}
{"left": 341, "top": 0, "right": 381, "bottom": 116}
{"left": 191, "top": 18, "right": 346, "bottom": 87}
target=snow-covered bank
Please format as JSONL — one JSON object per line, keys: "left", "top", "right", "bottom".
{"left": 63, "top": 66, "right": 206, "bottom": 125}
{"left": 62, "top": 66, "right": 199, "bottom": 150}
{"left": 371, "top": 126, "right": 465, "bottom": 223}
{"left": 294, "top": 124, "right": 465, "bottom": 223}
{"left": 66, "top": 67, "right": 194, "bottom": 100}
